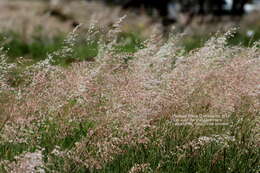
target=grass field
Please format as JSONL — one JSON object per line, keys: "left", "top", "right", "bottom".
{"left": 0, "top": 19, "right": 259, "bottom": 172}
{"left": 0, "top": 1, "right": 259, "bottom": 172}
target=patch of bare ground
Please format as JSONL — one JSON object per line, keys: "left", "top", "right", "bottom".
{"left": 0, "top": 0, "right": 157, "bottom": 39}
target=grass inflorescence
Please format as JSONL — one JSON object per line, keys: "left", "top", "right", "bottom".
{"left": 0, "top": 19, "right": 259, "bottom": 173}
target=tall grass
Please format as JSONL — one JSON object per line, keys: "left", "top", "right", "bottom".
{"left": 0, "top": 19, "right": 259, "bottom": 173}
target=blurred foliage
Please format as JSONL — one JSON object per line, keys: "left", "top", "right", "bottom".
{"left": 181, "top": 26, "right": 260, "bottom": 52}
{"left": 0, "top": 31, "right": 64, "bottom": 62}
{"left": 0, "top": 31, "right": 143, "bottom": 66}
{"left": 0, "top": 27, "right": 259, "bottom": 66}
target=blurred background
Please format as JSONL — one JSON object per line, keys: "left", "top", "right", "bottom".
{"left": 0, "top": 0, "right": 260, "bottom": 63}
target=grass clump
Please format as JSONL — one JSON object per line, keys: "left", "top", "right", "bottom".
{"left": 0, "top": 20, "right": 259, "bottom": 172}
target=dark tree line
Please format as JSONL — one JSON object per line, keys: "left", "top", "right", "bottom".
{"left": 87, "top": 0, "right": 251, "bottom": 25}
